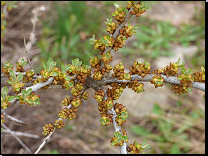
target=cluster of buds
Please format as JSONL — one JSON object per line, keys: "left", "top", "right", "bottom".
{"left": 111, "top": 130, "right": 128, "bottom": 147}
{"left": 112, "top": 7, "right": 126, "bottom": 25}
{"left": 101, "top": 64, "right": 113, "bottom": 76}
{"left": 119, "top": 23, "right": 138, "bottom": 39}
{"left": 100, "top": 113, "right": 113, "bottom": 126}
{"left": 61, "top": 97, "right": 72, "bottom": 106}
{"left": 54, "top": 119, "right": 66, "bottom": 129}
{"left": 129, "top": 60, "right": 151, "bottom": 78}
{"left": 152, "top": 68, "right": 164, "bottom": 75}
{"left": 71, "top": 82, "right": 84, "bottom": 97}
{"left": 170, "top": 68, "right": 194, "bottom": 95}
{"left": 42, "top": 123, "right": 54, "bottom": 135}
{"left": 101, "top": 51, "right": 113, "bottom": 64}
{"left": 94, "top": 89, "right": 105, "bottom": 103}
{"left": 194, "top": 66, "right": 205, "bottom": 83}
{"left": 58, "top": 107, "right": 78, "bottom": 120}
{"left": 16, "top": 59, "right": 27, "bottom": 72}
{"left": 82, "top": 91, "right": 89, "bottom": 100}
{"left": 127, "top": 1, "right": 148, "bottom": 17}
{"left": 23, "top": 70, "right": 35, "bottom": 83}
{"left": 77, "top": 67, "right": 91, "bottom": 84}
{"left": 128, "top": 80, "right": 145, "bottom": 93}
{"left": 107, "top": 83, "right": 126, "bottom": 100}
{"left": 112, "top": 62, "right": 125, "bottom": 79}
{"left": 71, "top": 97, "right": 82, "bottom": 108}
{"left": 93, "top": 70, "right": 103, "bottom": 81}
{"left": 61, "top": 79, "right": 74, "bottom": 91}
{"left": 114, "top": 103, "right": 128, "bottom": 126}
{"left": 94, "top": 35, "right": 115, "bottom": 53}
{"left": 178, "top": 68, "right": 194, "bottom": 85}
{"left": 127, "top": 141, "right": 143, "bottom": 154}
{"left": 8, "top": 77, "right": 25, "bottom": 94}
{"left": 105, "top": 17, "right": 118, "bottom": 34}
{"left": 171, "top": 84, "right": 189, "bottom": 95}
{"left": 1, "top": 101, "right": 11, "bottom": 109}
{"left": 163, "top": 62, "right": 179, "bottom": 77}
{"left": 1, "top": 87, "right": 15, "bottom": 109}
{"left": 150, "top": 75, "right": 164, "bottom": 88}
{"left": 2, "top": 61, "right": 13, "bottom": 76}
{"left": 17, "top": 92, "right": 40, "bottom": 106}
{"left": 113, "top": 34, "right": 126, "bottom": 51}
{"left": 90, "top": 57, "right": 101, "bottom": 69}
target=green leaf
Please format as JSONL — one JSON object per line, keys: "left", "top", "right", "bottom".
{"left": 113, "top": 2, "right": 119, "bottom": 9}
{"left": 104, "top": 17, "right": 112, "bottom": 25}
{"left": 7, "top": 79, "right": 14, "bottom": 85}
{"left": 21, "top": 59, "right": 27, "bottom": 66}
{"left": 26, "top": 88, "right": 33, "bottom": 97}
{"left": 42, "top": 62, "right": 47, "bottom": 70}
{"left": 72, "top": 58, "right": 82, "bottom": 67}
{"left": 83, "top": 64, "right": 91, "bottom": 69}
{"left": 181, "top": 68, "right": 186, "bottom": 74}
{"left": 141, "top": 139, "right": 148, "bottom": 146}
{"left": 107, "top": 35, "right": 110, "bottom": 40}
{"left": 1, "top": 87, "right": 8, "bottom": 99}
{"left": 133, "top": 24, "right": 138, "bottom": 30}
{"left": 186, "top": 68, "right": 193, "bottom": 75}
{"left": 64, "top": 77, "right": 71, "bottom": 81}
{"left": 9, "top": 70, "right": 17, "bottom": 83}
{"left": 8, "top": 96, "right": 15, "bottom": 101}
{"left": 61, "top": 63, "right": 65, "bottom": 72}
{"left": 21, "top": 89, "right": 27, "bottom": 99}
{"left": 90, "top": 34, "right": 95, "bottom": 45}
{"left": 50, "top": 72, "right": 58, "bottom": 77}
{"left": 68, "top": 81, "right": 74, "bottom": 88}
{"left": 17, "top": 73, "right": 23, "bottom": 81}
{"left": 111, "top": 141, "right": 116, "bottom": 146}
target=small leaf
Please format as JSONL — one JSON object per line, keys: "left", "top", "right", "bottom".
{"left": 107, "top": 35, "right": 110, "bottom": 40}
{"left": 61, "top": 63, "right": 65, "bottom": 72}
{"left": 50, "top": 72, "right": 58, "bottom": 77}
{"left": 90, "top": 34, "right": 95, "bottom": 45}
{"left": 9, "top": 70, "right": 17, "bottom": 83}
{"left": 1, "top": 87, "right": 8, "bottom": 99}
{"left": 186, "top": 68, "right": 193, "bottom": 75}
{"left": 64, "top": 77, "right": 71, "bottom": 81}
{"left": 141, "top": 139, "right": 148, "bottom": 146}
{"left": 42, "top": 62, "right": 47, "bottom": 70}
{"left": 26, "top": 88, "right": 33, "bottom": 97}
{"left": 114, "top": 2, "right": 119, "bottom": 9}
{"left": 17, "top": 73, "right": 23, "bottom": 81}
{"left": 181, "top": 68, "right": 186, "bottom": 74}
{"left": 133, "top": 24, "right": 139, "bottom": 30}
{"left": 8, "top": 96, "right": 15, "bottom": 101}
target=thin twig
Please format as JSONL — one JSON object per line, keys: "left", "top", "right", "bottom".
{"left": 21, "top": 25, "right": 34, "bottom": 70}
{"left": 2, "top": 123, "right": 32, "bottom": 154}
{"left": 34, "top": 129, "right": 55, "bottom": 154}
{"left": 2, "top": 129, "right": 39, "bottom": 138}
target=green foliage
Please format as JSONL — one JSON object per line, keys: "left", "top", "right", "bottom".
{"left": 121, "top": 21, "right": 177, "bottom": 59}
{"left": 120, "top": 3, "right": 204, "bottom": 62}
{"left": 49, "top": 149, "right": 59, "bottom": 154}
{"left": 130, "top": 102, "right": 204, "bottom": 154}
{"left": 37, "top": 1, "right": 103, "bottom": 72}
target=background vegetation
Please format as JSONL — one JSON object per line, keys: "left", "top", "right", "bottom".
{"left": 1, "top": 1, "right": 205, "bottom": 154}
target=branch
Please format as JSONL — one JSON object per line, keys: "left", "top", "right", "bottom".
{"left": 102, "top": 89, "right": 128, "bottom": 154}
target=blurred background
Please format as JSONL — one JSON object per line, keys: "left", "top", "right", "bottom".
{"left": 1, "top": 1, "right": 205, "bottom": 154}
